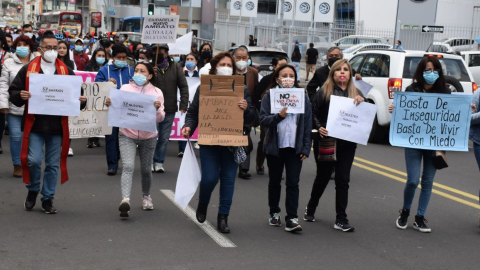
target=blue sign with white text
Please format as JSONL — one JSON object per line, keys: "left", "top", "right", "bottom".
{"left": 389, "top": 92, "right": 472, "bottom": 151}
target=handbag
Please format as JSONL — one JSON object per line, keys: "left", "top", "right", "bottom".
{"left": 432, "top": 151, "right": 448, "bottom": 170}
{"left": 317, "top": 137, "right": 336, "bottom": 162}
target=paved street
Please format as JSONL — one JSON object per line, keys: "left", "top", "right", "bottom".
{"left": 0, "top": 134, "right": 479, "bottom": 270}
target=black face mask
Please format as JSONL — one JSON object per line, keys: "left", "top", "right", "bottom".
{"left": 201, "top": 50, "right": 211, "bottom": 59}
{"left": 157, "top": 53, "right": 165, "bottom": 63}
{"left": 328, "top": 57, "right": 340, "bottom": 67}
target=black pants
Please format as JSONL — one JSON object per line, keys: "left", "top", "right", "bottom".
{"left": 267, "top": 148, "right": 303, "bottom": 220}
{"left": 307, "top": 139, "right": 357, "bottom": 220}
{"left": 255, "top": 126, "right": 266, "bottom": 169}
{"left": 0, "top": 113, "right": 5, "bottom": 146}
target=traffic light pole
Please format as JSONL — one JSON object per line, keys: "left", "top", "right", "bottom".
{"left": 140, "top": 0, "right": 144, "bottom": 31}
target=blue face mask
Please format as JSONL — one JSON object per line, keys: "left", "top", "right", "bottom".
{"left": 132, "top": 73, "right": 147, "bottom": 86}
{"left": 96, "top": 57, "right": 105, "bottom": 65}
{"left": 114, "top": 60, "right": 127, "bottom": 69}
{"left": 173, "top": 56, "right": 180, "bottom": 63}
{"left": 75, "top": 45, "right": 83, "bottom": 52}
{"left": 185, "top": 61, "right": 196, "bottom": 70}
{"left": 247, "top": 59, "right": 252, "bottom": 66}
{"left": 16, "top": 46, "right": 29, "bottom": 57}
{"left": 423, "top": 71, "right": 439, "bottom": 85}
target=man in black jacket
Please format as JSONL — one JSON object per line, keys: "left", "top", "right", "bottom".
{"left": 8, "top": 32, "right": 86, "bottom": 214}
{"left": 252, "top": 56, "right": 287, "bottom": 175}
{"left": 152, "top": 44, "right": 189, "bottom": 173}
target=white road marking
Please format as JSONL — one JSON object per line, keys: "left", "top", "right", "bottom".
{"left": 160, "top": 189, "right": 237, "bottom": 248}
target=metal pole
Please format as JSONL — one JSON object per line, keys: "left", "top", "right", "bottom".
{"left": 328, "top": 23, "right": 332, "bottom": 47}
{"left": 140, "top": 0, "right": 144, "bottom": 31}
{"left": 82, "top": 0, "right": 85, "bottom": 35}
{"left": 278, "top": 0, "right": 284, "bottom": 37}
{"left": 187, "top": 0, "right": 192, "bottom": 33}
{"left": 470, "top": 7, "right": 479, "bottom": 50}
{"left": 225, "top": 12, "right": 229, "bottom": 50}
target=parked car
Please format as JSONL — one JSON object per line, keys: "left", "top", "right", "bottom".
{"left": 348, "top": 49, "right": 477, "bottom": 142}
{"left": 332, "top": 35, "right": 389, "bottom": 50}
{"left": 228, "top": 46, "right": 291, "bottom": 76}
{"left": 438, "top": 37, "right": 479, "bottom": 52}
{"left": 320, "top": 43, "right": 393, "bottom": 62}
{"left": 276, "top": 35, "right": 330, "bottom": 60}
{"left": 461, "top": 51, "right": 480, "bottom": 84}
{"left": 426, "top": 42, "right": 456, "bottom": 54}
{"left": 115, "top": 32, "right": 142, "bottom": 43}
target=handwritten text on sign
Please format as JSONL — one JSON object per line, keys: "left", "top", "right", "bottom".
{"left": 141, "top": 15, "right": 179, "bottom": 44}
{"left": 69, "top": 82, "right": 114, "bottom": 138}
{"left": 389, "top": 92, "right": 472, "bottom": 151}
{"left": 198, "top": 75, "right": 247, "bottom": 146}
{"left": 270, "top": 88, "right": 305, "bottom": 114}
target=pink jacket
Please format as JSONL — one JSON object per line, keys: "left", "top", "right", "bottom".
{"left": 119, "top": 81, "right": 165, "bottom": 140}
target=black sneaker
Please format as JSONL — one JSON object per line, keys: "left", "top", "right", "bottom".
{"left": 396, "top": 208, "right": 410, "bottom": 230}
{"left": 24, "top": 190, "right": 39, "bottom": 211}
{"left": 256, "top": 166, "right": 265, "bottom": 175}
{"left": 413, "top": 215, "right": 431, "bottom": 233}
{"left": 334, "top": 219, "right": 354, "bottom": 232}
{"left": 41, "top": 200, "right": 57, "bottom": 214}
{"left": 93, "top": 139, "right": 101, "bottom": 147}
{"left": 303, "top": 206, "right": 316, "bottom": 222}
{"left": 87, "top": 141, "right": 94, "bottom": 148}
{"left": 238, "top": 170, "right": 251, "bottom": 179}
{"left": 269, "top": 213, "right": 281, "bottom": 226}
{"left": 285, "top": 218, "right": 303, "bottom": 232}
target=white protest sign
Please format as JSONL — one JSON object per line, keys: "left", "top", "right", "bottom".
{"left": 28, "top": 74, "right": 82, "bottom": 117}
{"left": 353, "top": 77, "right": 374, "bottom": 97}
{"left": 168, "top": 31, "right": 193, "bottom": 55}
{"left": 141, "top": 15, "right": 179, "bottom": 44}
{"left": 326, "top": 95, "right": 378, "bottom": 145}
{"left": 108, "top": 89, "right": 157, "bottom": 133}
{"left": 171, "top": 77, "right": 200, "bottom": 141}
{"left": 270, "top": 88, "right": 305, "bottom": 114}
{"left": 69, "top": 82, "right": 115, "bottom": 138}
{"left": 174, "top": 141, "right": 201, "bottom": 209}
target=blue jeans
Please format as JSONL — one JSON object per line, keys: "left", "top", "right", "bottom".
{"left": 153, "top": 112, "right": 176, "bottom": 164}
{"left": 199, "top": 145, "right": 239, "bottom": 215}
{"left": 292, "top": 62, "right": 300, "bottom": 81}
{"left": 178, "top": 141, "right": 187, "bottom": 152}
{"left": 105, "top": 127, "right": 120, "bottom": 170}
{"left": 403, "top": 148, "right": 437, "bottom": 216}
{"left": 27, "top": 132, "right": 62, "bottom": 201}
{"left": 473, "top": 143, "right": 480, "bottom": 204}
{"left": 7, "top": 114, "right": 23, "bottom": 165}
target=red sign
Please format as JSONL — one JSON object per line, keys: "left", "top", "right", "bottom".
{"left": 91, "top": 12, "right": 102, "bottom": 28}
{"left": 68, "top": 0, "right": 76, "bottom": 4}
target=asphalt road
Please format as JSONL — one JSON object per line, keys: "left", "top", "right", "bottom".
{"left": 0, "top": 133, "right": 479, "bottom": 270}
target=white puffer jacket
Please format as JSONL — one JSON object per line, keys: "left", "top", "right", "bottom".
{"left": 0, "top": 52, "right": 39, "bottom": 115}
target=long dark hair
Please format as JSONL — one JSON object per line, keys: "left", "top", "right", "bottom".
{"left": 412, "top": 56, "right": 448, "bottom": 93}
{"left": 0, "top": 30, "right": 10, "bottom": 52}
{"left": 209, "top": 52, "right": 237, "bottom": 75}
{"left": 199, "top": 43, "right": 213, "bottom": 64}
{"left": 86, "top": 48, "right": 106, "bottom": 71}
{"left": 267, "top": 64, "right": 301, "bottom": 90}
{"left": 135, "top": 62, "right": 157, "bottom": 85}
{"left": 57, "top": 40, "right": 74, "bottom": 69}
{"left": 292, "top": 45, "right": 301, "bottom": 59}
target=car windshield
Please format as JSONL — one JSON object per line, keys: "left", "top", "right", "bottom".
{"left": 403, "top": 57, "right": 471, "bottom": 82}
{"left": 123, "top": 34, "right": 141, "bottom": 42}
{"left": 343, "top": 44, "right": 364, "bottom": 53}
{"left": 250, "top": 51, "right": 289, "bottom": 65}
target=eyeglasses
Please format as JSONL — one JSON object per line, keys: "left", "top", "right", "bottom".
{"left": 41, "top": 46, "right": 58, "bottom": 51}
{"left": 424, "top": 69, "right": 439, "bottom": 74}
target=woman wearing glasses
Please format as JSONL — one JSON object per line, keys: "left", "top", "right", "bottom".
{"left": 389, "top": 56, "right": 450, "bottom": 233}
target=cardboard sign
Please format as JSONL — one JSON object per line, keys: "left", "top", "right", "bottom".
{"left": 198, "top": 75, "right": 248, "bottom": 146}
{"left": 141, "top": 15, "right": 179, "bottom": 44}
{"left": 69, "top": 82, "right": 114, "bottom": 138}
{"left": 389, "top": 92, "right": 472, "bottom": 151}
{"left": 270, "top": 88, "right": 305, "bottom": 114}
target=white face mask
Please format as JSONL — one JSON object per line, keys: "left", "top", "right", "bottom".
{"left": 42, "top": 49, "right": 58, "bottom": 63}
{"left": 235, "top": 60, "right": 247, "bottom": 71}
{"left": 24, "top": 33, "right": 33, "bottom": 39}
{"left": 216, "top": 67, "right": 233, "bottom": 76}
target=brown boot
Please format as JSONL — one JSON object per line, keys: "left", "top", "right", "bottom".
{"left": 13, "top": 165, "right": 22, "bottom": 178}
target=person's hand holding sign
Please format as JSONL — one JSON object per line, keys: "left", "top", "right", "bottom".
{"left": 105, "top": 97, "right": 111, "bottom": 107}
{"left": 353, "top": 95, "right": 364, "bottom": 106}
{"left": 154, "top": 101, "right": 161, "bottom": 110}
{"left": 238, "top": 99, "right": 247, "bottom": 111}
{"left": 279, "top": 107, "right": 288, "bottom": 118}
{"left": 319, "top": 127, "right": 328, "bottom": 138}
{"left": 20, "top": 90, "right": 31, "bottom": 100}
{"left": 79, "top": 96, "right": 87, "bottom": 104}
{"left": 108, "top": 78, "right": 117, "bottom": 85}
{"left": 181, "top": 127, "right": 191, "bottom": 138}
{"left": 388, "top": 104, "right": 394, "bottom": 113}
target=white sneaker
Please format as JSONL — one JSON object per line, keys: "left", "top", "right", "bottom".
{"left": 153, "top": 162, "right": 164, "bottom": 173}
{"left": 151, "top": 164, "right": 155, "bottom": 172}
{"left": 194, "top": 142, "right": 200, "bottom": 150}
{"left": 68, "top": 148, "right": 74, "bottom": 156}
{"left": 119, "top": 198, "right": 130, "bottom": 218}
{"left": 142, "top": 195, "right": 154, "bottom": 210}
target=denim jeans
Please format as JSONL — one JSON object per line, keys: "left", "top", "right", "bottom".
{"left": 105, "top": 127, "right": 120, "bottom": 170}
{"left": 0, "top": 112, "right": 4, "bottom": 144}
{"left": 292, "top": 62, "right": 300, "bottom": 81}
{"left": 267, "top": 148, "right": 303, "bottom": 220}
{"left": 178, "top": 141, "right": 187, "bottom": 152}
{"left": 153, "top": 112, "right": 176, "bottom": 164}
{"left": 403, "top": 148, "right": 437, "bottom": 216}
{"left": 199, "top": 145, "right": 239, "bottom": 215}
{"left": 27, "top": 132, "right": 62, "bottom": 201}
{"left": 7, "top": 114, "right": 23, "bottom": 165}
{"left": 473, "top": 143, "right": 480, "bottom": 204}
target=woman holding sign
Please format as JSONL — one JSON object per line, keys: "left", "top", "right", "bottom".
{"left": 260, "top": 64, "right": 312, "bottom": 232}
{"left": 105, "top": 63, "right": 165, "bottom": 218}
{"left": 304, "top": 59, "right": 364, "bottom": 232}
{"left": 389, "top": 56, "right": 450, "bottom": 233}
{"left": 182, "top": 52, "right": 254, "bottom": 234}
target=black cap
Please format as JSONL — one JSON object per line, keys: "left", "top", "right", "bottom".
{"left": 191, "top": 42, "right": 198, "bottom": 48}
{"left": 159, "top": 44, "right": 169, "bottom": 51}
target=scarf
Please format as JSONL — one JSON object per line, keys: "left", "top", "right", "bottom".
{"left": 21, "top": 57, "right": 70, "bottom": 185}
{"left": 157, "top": 58, "right": 168, "bottom": 69}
